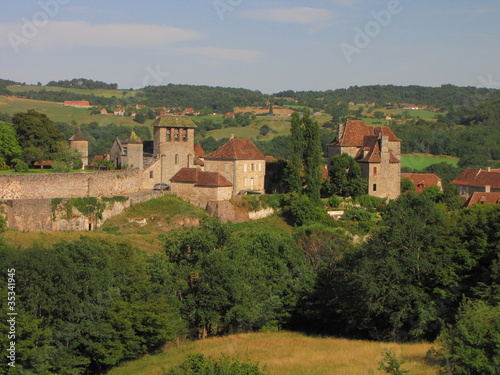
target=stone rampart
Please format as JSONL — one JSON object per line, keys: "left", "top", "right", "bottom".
{"left": 0, "top": 170, "right": 142, "bottom": 200}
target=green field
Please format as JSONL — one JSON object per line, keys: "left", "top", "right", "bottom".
{"left": 107, "top": 331, "right": 437, "bottom": 375}
{"left": 8, "top": 85, "right": 141, "bottom": 99}
{"left": 401, "top": 153, "right": 459, "bottom": 170}
{"left": 0, "top": 96, "right": 154, "bottom": 127}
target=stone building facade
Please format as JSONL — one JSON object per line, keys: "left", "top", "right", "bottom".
{"left": 328, "top": 120, "right": 401, "bottom": 200}
{"left": 204, "top": 138, "right": 266, "bottom": 195}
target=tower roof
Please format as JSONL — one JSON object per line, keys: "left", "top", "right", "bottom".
{"left": 124, "top": 130, "right": 142, "bottom": 144}
{"left": 152, "top": 116, "right": 197, "bottom": 128}
{"left": 69, "top": 128, "right": 87, "bottom": 142}
{"left": 205, "top": 138, "right": 265, "bottom": 160}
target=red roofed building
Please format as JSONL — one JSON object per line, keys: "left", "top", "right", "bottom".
{"left": 63, "top": 101, "right": 91, "bottom": 108}
{"left": 170, "top": 168, "right": 233, "bottom": 207}
{"left": 328, "top": 120, "right": 401, "bottom": 199}
{"left": 465, "top": 192, "right": 500, "bottom": 207}
{"left": 204, "top": 137, "right": 266, "bottom": 195}
{"left": 401, "top": 173, "right": 443, "bottom": 194}
{"left": 452, "top": 168, "right": 500, "bottom": 199}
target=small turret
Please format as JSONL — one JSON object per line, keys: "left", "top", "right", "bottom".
{"left": 69, "top": 128, "right": 89, "bottom": 169}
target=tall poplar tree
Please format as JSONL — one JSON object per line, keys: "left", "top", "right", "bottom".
{"left": 302, "top": 111, "right": 323, "bottom": 202}
{"left": 284, "top": 112, "right": 303, "bottom": 193}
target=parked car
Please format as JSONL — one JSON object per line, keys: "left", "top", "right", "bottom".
{"left": 153, "top": 183, "right": 170, "bottom": 191}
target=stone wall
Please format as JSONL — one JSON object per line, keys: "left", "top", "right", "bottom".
{"left": 170, "top": 182, "right": 232, "bottom": 208}
{"left": 3, "top": 191, "right": 164, "bottom": 231}
{"left": 0, "top": 169, "right": 142, "bottom": 200}
{"left": 204, "top": 159, "right": 265, "bottom": 195}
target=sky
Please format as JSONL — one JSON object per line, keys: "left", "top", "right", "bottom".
{"left": 0, "top": 0, "right": 499, "bottom": 94}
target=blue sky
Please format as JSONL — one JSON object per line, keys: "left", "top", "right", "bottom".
{"left": 1, "top": 0, "right": 499, "bottom": 93}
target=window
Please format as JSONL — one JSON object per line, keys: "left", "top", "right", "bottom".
{"left": 258, "top": 163, "right": 262, "bottom": 172}
{"left": 175, "top": 154, "right": 179, "bottom": 165}
{"left": 182, "top": 128, "right": 188, "bottom": 142}
{"left": 251, "top": 163, "right": 255, "bottom": 171}
{"left": 174, "top": 129, "right": 179, "bottom": 142}
{"left": 149, "top": 171, "right": 154, "bottom": 179}
{"left": 166, "top": 129, "right": 171, "bottom": 141}
{"left": 244, "top": 164, "right": 247, "bottom": 172}
{"left": 373, "top": 166, "right": 377, "bottom": 176}
{"left": 123, "top": 146, "right": 127, "bottom": 156}
{"left": 373, "top": 184, "right": 377, "bottom": 192}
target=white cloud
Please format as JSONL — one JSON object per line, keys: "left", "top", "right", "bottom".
{"left": 178, "top": 46, "right": 262, "bottom": 63}
{"left": 0, "top": 21, "right": 203, "bottom": 49}
{"left": 238, "top": 7, "right": 334, "bottom": 26}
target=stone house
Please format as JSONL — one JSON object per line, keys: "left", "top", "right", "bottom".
{"left": 204, "top": 138, "right": 266, "bottom": 195}
{"left": 452, "top": 168, "right": 500, "bottom": 199}
{"left": 328, "top": 120, "right": 401, "bottom": 200}
{"left": 170, "top": 168, "right": 233, "bottom": 207}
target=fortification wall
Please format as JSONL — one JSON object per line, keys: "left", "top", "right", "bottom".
{"left": 0, "top": 170, "right": 142, "bottom": 200}
{"left": 2, "top": 191, "right": 164, "bottom": 232}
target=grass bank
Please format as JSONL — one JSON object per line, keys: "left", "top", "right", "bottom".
{"left": 108, "top": 331, "right": 437, "bottom": 375}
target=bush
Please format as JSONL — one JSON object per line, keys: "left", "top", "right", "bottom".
{"left": 327, "top": 195, "right": 342, "bottom": 208}
{"left": 281, "top": 192, "right": 329, "bottom": 226}
{"left": 13, "top": 160, "right": 29, "bottom": 173}
{"left": 166, "top": 353, "right": 268, "bottom": 375}
{"left": 52, "top": 160, "right": 71, "bottom": 173}
{"left": 434, "top": 300, "right": 500, "bottom": 375}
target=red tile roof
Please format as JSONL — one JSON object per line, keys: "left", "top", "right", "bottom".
{"left": 452, "top": 168, "right": 500, "bottom": 189}
{"left": 401, "top": 173, "right": 442, "bottom": 193}
{"left": 330, "top": 120, "right": 401, "bottom": 147}
{"left": 465, "top": 192, "right": 500, "bottom": 207}
{"left": 194, "top": 143, "right": 206, "bottom": 158}
{"left": 196, "top": 172, "right": 232, "bottom": 187}
{"left": 170, "top": 168, "right": 232, "bottom": 187}
{"left": 205, "top": 138, "right": 265, "bottom": 160}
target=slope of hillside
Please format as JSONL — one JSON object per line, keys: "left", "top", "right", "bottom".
{"left": 107, "top": 331, "right": 438, "bottom": 375}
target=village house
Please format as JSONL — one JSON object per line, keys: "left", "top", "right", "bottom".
{"left": 328, "top": 120, "right": 401, "bottom": 200}
{"left": 464, "top": 192, "right": 500, "bottom": 207}
{"left": 401, "top": 173, "right": 443, "bottom": 193}
{"left": 452, "top": 167, "right": 500, "bottom": 199}
{"left": 203, "top": 137, "right": 266, "bottom": 195}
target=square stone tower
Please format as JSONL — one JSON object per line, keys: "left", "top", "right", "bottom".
{"left": 152, "top": 116, "right": 197, "bottom": 183}
{"left": 69, "top": 128, "right": 89, "bottom": 169}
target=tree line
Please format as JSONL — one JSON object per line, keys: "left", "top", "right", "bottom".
{"left": 1, "top": 190, "right": 498, "bottom": 374}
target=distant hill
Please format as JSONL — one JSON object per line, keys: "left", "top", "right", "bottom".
{"left": 275, "top": 84, "right": 500, "bottom": 109}
{"left": 0, "top": 78, "right": 21, "bottom": 95}
{"left": 46, "top": 78, "right": 118, "bottom": 90}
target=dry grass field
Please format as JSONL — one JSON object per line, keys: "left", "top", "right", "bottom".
{"left": 108, "top": 331, "right": 438, "bottom": 375}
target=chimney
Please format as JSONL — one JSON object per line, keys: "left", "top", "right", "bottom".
{"left": 230, "top": 133, "right": 234, "bottom": 139}
{"left": 487, "top": 167, "right": 491, "bottom": 172}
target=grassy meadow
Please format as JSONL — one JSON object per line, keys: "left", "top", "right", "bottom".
{"left": 0, "top": 96, "right": 155, "bottom": 127}
{"left": 107, "top": 331, "right": 438, "bottom": 375}
{"left": 8, "top": 84, "right": 141, "bottom": 99}
{"left": 401, "top": 153, "right": 459, "bottom": 171}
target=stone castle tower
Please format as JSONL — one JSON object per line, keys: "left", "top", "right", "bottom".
{"left": 328, "top": 120, "right": 401, "bottom": 199}
{"left": 69, "top": 128, "right": 89, "bottom": 169}
{"left": 152, "top": 116, "right": 197, "bottom": 182}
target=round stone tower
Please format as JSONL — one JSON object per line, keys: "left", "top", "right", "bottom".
{"left": 69, "top": 128, "right": 89, "bottom": 169}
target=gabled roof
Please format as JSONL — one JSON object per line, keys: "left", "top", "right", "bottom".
{"left": 194, "top": 143, "right": 206, "bottom": 158}
{"left": 330, "top": 120, "right": 401, "bottom": 147}
{"left": 452, "top": 168, "right": 500, "bottom": 189}
{"left": 152, "top": 116, "right": 197, "bottom": 128}
{"left": 69, "top": 128, "right": 87, "bottom": 142}
{"left": 401, "top": 173, "right": 442, "bottom": 193}
{"left": 205, "top": 138, "right": 265, "bottom": 160}
{"left": 357, "top": 135, "right": 400, "bottom": 163}
{"left": 170, "top": 168, "right": 232, "bottom": 187}
{"left": 465, "top": 192, "right": 500, "bottom": 207}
